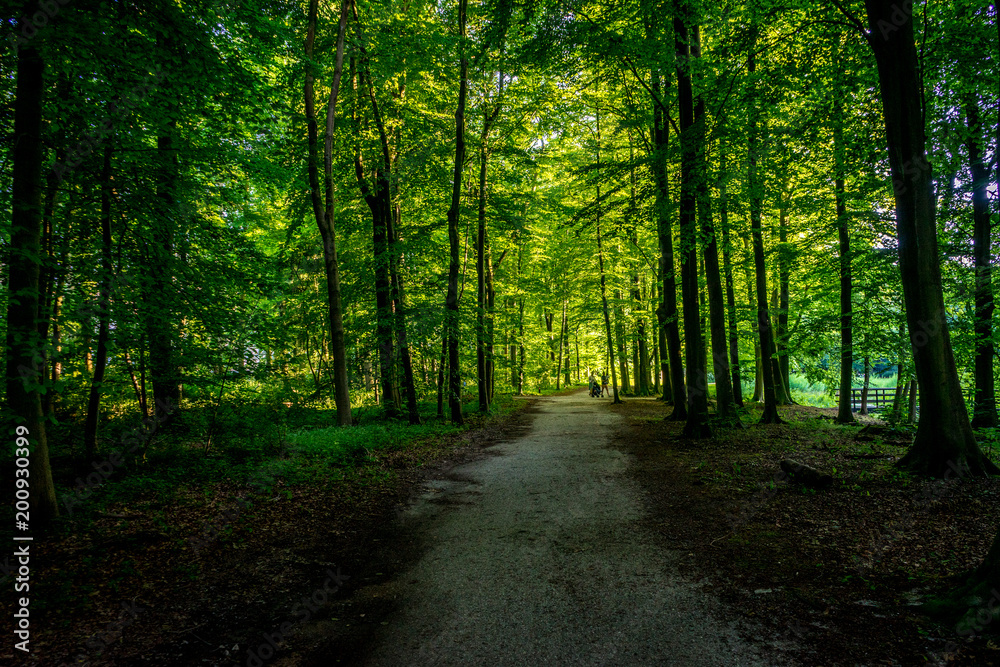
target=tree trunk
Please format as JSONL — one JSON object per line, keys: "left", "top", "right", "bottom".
{"left": 148, "top": 126, "right": 179, "bottom": 420}
{"left": 692, "top": 27, "right": 737, "bottom": 425}
{"left": 388, "top": 205, "right": 421, "bottom": 424}
{"left": 562, "top": 301, "right": 571, "bottom": 388}
{"left": 835, "top": 95, "right": 856, "bottom": 424}
{"left": 863, "top": 0, "right": 994, "bottom": 475}
{"left": 305, "top": 0, "right": 353, "bottom": 425}
{"left": 595, "top": 100, "right": 621, "bottom": 404}
{"left": 777, "top": 188, "right": 792, "bottom": 402}
{"left": 5, "top": 34, "right": 59, "bottom": 525}
{"left": 859, "top": 356, "right": 871, "bottom": 416}
{"left": 436, "top": 333, "right": 446, "bottom": 419}
{"left": 770, "top": 288, "right": 793, "bottom": 405}
{"left": 747, "top": 41, "right": 782, "bottom": 425}
{"left": 614, "top": 290, "right": 631, "bottom": 393}
{"left": 720, "top": 179, "right": 743, "bottom": 408}
{"left": 517, "top": 297, "right": 525, "bottom": 396}
{"left": 650, "top": 68, "right": 686, "bottom": 418}
{"left": 890, "top": 322, "right": 907, "bottom": 423}
{"left": 965, "top": 97, "right": 997, "bottom": 428}
{"left": 476, "top": 141, "right": 489, "bottom": 410}
{"left": 486, "top": 248, "right": 498, "bottom": 403}
{"left": 675, "top": 13, "right": 711, "bottom": 437}
{"left": 84, "top": 145, "right": 114, "bottom": 458}
{"left": 444, "top": 0, "right": 468, "bottom": 424}
{"left": 556, "top": 301, "right": 566, "bottom": 390}
{"left": 657, "top": 284, "right": 671, "bottom": 402}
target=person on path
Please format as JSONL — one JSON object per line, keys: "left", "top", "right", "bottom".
{"left": 600, "top": 371, "right": 609, "bottom": 397}
{"left": 588, "top": 373, "right": 600, "bottom": 397}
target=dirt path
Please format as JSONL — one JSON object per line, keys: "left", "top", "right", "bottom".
{"left": 347, "top": 390, "right": 793, "bottom": 666}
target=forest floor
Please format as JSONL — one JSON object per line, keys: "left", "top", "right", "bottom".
{"left": 613, "top": 396, "right": 1000, "bottom": 666}
{"left": 7, "top": 388, "right": 1000, "bottom": 665}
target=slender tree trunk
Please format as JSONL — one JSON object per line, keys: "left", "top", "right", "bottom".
{"left": 436, "top": 333, "right": 446, "bottom": 419}
{"left": 747, "top": 42, "right": 782, "bottom": 424}
{"left": 770, "top": 288, "right": 793, "bottom": 405}
{"left": 556, "top": 301, "right": 565, "bottom": 390}
{"left": 650, "top": 68, "right": 686, "bottom": 418}
{"left": 561, "top": 301, "right": 571, "bottom": 388}
{"left": 720, "top": 178, "right": 743, "bottom": 408}
{"left": 860, "top": 356, "right": 871, "bottom": 416}
{"left": 657, "top": 281, "right": 671, "bottom": 402}
{"left": 575, "top": 326, "right": 581, "bottom": 382}
{"left": 148, "top": 127, "right": 179, "bottom": 419}
{"left": 84, "top": 145, "right": 115, "bottom": 458}
{"left": 444, "top": 0, "right": 468, "bottom": 424}
{"left": 692, "top": 28, "right": 736, "bottom": 424}
{"left": 907, "top": 378, "right": 918, "bottom": 424}
{"left": 477, "top": 149, "right": 489, "bottom": 410}
{"left": 965, "top": 97, "right": 997, "bottom": 428}
{"left": 388, "top": 205, "right": 421, "bottom": 424}
{"left": 545, "top": 310, "right": 555, "bottom": 363}
{"left": 306, "top": 0, "right": 353, "bottom": 425}
{"left": 889, "top": 322, "right": 907, "bottom": 422}
{"left": 615, "top": 290, "right": 631, "bottom": 393}
{"left": 595, "top": 100, "right": 620, "bottom": 404}
{"left": 476, "top": 81, "right": 503, "bottom": 412}
{"left": 5, "top": 33, "right": 59, "bottom": 524}
{"left": 517, "top": 297, "right": 525, "bottom": 396}
{"left": 676, "top": 13, "right": 710, "bottom": 436}
{"left": 777, "top": 191, "right": 792, "bottom": 402}
{"left": 631, "top": 330, "right": 639, "bottom": 394}
{"left": 486, "top": 249, "right": 498, "bottom": 403}
{"left": 834, "top": 95, "right": 856, "bottom": 424}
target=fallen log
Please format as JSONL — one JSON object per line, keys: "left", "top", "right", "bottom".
{"left": 780, "top": 459, "right": 834, "bottom": 489}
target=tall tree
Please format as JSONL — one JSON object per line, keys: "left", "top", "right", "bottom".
{"left": 5, "top": 30, "right": 59, "bottom": 525}
{"left": 444, "top": 0, "right": 469, "bottom": 424}
{"left": 675, "top": 9, "right": 711, "bottom": 437}
{"left": 83, "top": 145, "right": 115, "bottom": 457}
{"left": 860, "top": 0, "right": 994, "bottom": 474}
{"left": 964, "top": 96, "right": 997, "bottom": 428}
{"left": 477, "top": 72, "right": 504, "bottom": 412}
{"left": 305, "top": 0, "right": 353, "bottom": 425}
{"left": 747, "top": 39, "right": 782, "bottom": 425}
{"left": 833, "top": 90, "right": 856, "bottom": 425}
{"left": 692, "top": 26, "right": 738, "bottom": 425}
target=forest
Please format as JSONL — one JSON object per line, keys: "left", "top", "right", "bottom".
{"left": 2, "top": 0, "right": 1000, "bottom": 663}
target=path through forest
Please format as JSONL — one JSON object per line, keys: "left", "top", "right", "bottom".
{"left": 350, "top": 390, "right": 792, "bottom": 665}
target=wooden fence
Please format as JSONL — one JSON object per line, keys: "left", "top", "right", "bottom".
{"left": 834, "top": 386, "right": 915, "bottom": 412}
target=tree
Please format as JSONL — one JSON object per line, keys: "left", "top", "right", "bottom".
{"left": 675, "top": 10, "right": 711, "bottom": 437}
{"left": 444, "top": 0, "right": 469, "bottom": 425}
{"left": 5, "top": 30, "right": 59, "bottom": 525}
{"left": 305, "top": 0, "right": 354, "bottom": 426}
{"left": 859, "top": 0, "right": 995, "bottom": 475}
{"left": 746, "top": 38, "right": 782, "bottom": 425}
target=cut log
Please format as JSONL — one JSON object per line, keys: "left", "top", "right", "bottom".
{"left": 780, "top": 459, "right": 834, "bottom": 489}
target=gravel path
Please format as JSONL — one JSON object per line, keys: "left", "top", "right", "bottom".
{"left": 363, "top": 391, "right": 791, "bottom": 666}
